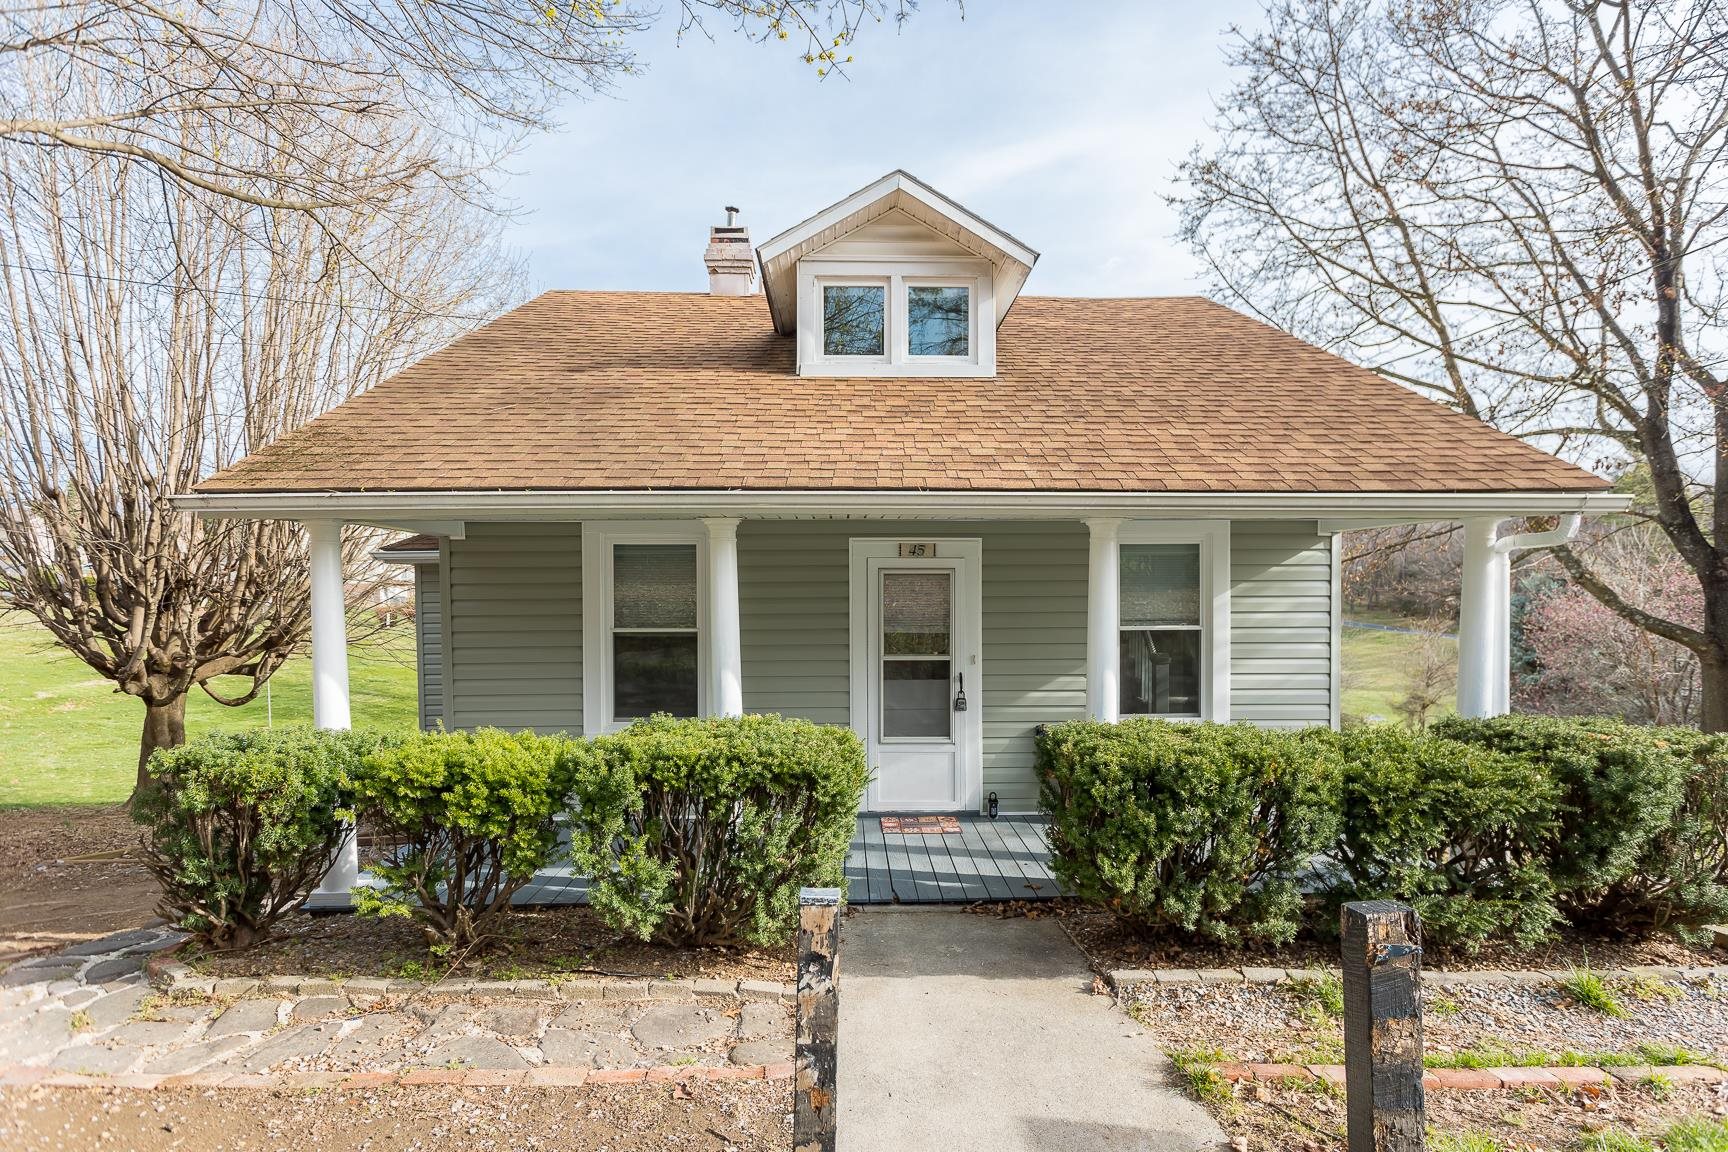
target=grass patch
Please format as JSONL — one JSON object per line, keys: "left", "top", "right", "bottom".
{"left": 1287, "top": 973, "right": 1345, "bottom": 1021}
{"left": 0, "top": 612, "right": 419, "bottom": 806}
{"left": 1429, "top": 1133, "right": 1508, "bottom": 1152}
{"left": 68, "top": 1010, "right": 92, "bottom": 1033}
{"left": 1667, "top": 1117, "right": 1728, "bottom": 1152}
{"left": 1427, "top": 992, "right": 1462, "bottom": 1016}
{"left": 1559, "top": 964, "right": 1628, "bottom": 1018}
{"left": 1167, "top": 1047, "right": 1233, "bottom": 1104}
{"left": 1423, "top": 1044, "right": 1717, "bottom": 1071}
{"left": 1580, "top": 1131, "right": 1655, "bottom": 1152}
{"left": 1340, "top": 611, "right": 1457, "bottom": 723}
{"left": 1623, "top": 974, "right": 1684, "bottom": 1003}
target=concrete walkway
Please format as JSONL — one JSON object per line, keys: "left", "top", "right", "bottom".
{"left": 836, "top": 910, "right": 1228, "bottom": 1152}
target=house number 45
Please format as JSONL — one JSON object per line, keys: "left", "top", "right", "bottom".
{"left": 897, "top": 542, "right": 937, "bottom": 558}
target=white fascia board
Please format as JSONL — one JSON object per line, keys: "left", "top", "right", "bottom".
{"left": 370, "top": 549, "right": 440, "bottom": 565}
{"left": 756, "top": 170, "right": 1040, "bottom": 336}
{"left": 757, "top": 171, "right": 1037, "bottom": 270}
{"left": 177, "top": 489, "right": 1633, "bottom": 522}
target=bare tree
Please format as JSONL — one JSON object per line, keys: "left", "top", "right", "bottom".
{"left": 1177, "top": 0, "right": 1728, "bottom": 726}
{"left": 0, "top": 55, "right": 516, "bottom": 790}
{"left": 0, "top": 1, "right": 925, "bottom": 221}
{"left": 1395, "top": 618, "right": 1459, "bottom": 730}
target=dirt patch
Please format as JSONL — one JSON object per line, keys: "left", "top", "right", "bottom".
{"left": 0, "top": 1081, "right": 792, "bottom": 1151}
{"left": 974, "top": 899, "right": 1722, "bottom": 973}
{"left": 186, "top": 906, "right": 796, "bottom": 984}
{"left": 0, "top": 806, "right": 158, "bottom": 966}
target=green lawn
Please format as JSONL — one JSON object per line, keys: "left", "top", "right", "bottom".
{"left": 1340, "top": 610, "right": 1459, "bottom": 725}
{"left": 0, "top": 614, "right": 420, "bottom": 806}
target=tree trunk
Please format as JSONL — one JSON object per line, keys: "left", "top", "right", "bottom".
{"left": 137, "top": 694, "right": 188, "bottom": 792}
{"left": 1700, "top": 656, "right": 1728, "bottom": 734}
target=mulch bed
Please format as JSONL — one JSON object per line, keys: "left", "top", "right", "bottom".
{"left": 0, "top": 805, "right": 160, "bottom": 965}
{"left": 184, "top": 906, "right": 795, "bottom": 984}
{"left": 971, "top": 898, "right": 1721, "bottom": 973}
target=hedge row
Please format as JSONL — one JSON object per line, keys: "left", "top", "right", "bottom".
{"left": 1037, "top": 715, "right": 1728, "bottom": 951}
{"left": 137, "top": 714, "right": 868, "bottom": 953}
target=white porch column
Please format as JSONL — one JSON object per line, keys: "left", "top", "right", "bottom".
{"left": 1085, "top": 517, "right": 1122, "bottom": 722}
{"left": 1455, "top": 516, "right": 1505, "bottom": 719}
{"left": 307, "top": 519, "right": 357, "bottom": 896}
{"left": 704, "top": 517, "right": 744, "bottom": 718}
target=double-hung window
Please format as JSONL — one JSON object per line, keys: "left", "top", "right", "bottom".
{"left": 582, "top": 524, "right": 707, "bottom": 732}
{"left": 1115, "top": 522, "right": 1230, "bottom": 721}
{"left": 1119, "top": 544, "right": 1202, "bottom": 717}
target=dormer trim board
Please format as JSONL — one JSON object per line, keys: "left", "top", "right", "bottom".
{"left": 756, "top": 170, "right": 1039, "bottom": 339}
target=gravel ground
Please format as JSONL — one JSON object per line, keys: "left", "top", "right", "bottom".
{"left": 1120, "top": 972, "right": 1728, "bottom": 1149}
{"left": 1125, "top": 973, "right": 1728, "bottom": 1066}
{"left": 0, "top": 1081, "right": 793, "bottom": 1151}
{"left": 1215, "top": 1074, "right": 1728, "bottom": 1151}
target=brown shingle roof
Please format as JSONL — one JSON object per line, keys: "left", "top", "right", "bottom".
{"left": 196, "top": 291, "right": 1608, "bottom": 495}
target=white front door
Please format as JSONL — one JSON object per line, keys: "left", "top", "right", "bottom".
{"left": 850, "top": 539, "right": 982, "bottom": 812}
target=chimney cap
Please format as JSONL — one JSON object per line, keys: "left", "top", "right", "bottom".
{"left": 724, "top": 205, "right": 741, "bottom": 226}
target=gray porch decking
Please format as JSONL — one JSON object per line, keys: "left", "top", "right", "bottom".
{"left": 308, "top": 815, "right": 1062, "bottom": 912}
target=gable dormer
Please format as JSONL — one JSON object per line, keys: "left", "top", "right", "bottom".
{"left": 756, "top": 171, "right": 1039, "bottom": 378}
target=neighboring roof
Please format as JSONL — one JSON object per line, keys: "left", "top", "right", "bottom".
{"left": 195, "top": 291, "right": 1610, "bottom": 496}
{"left": 372, "top": 534, "right": 439, "bottom": 563}
{"left": 755, "top": 170, "right": 1038, "bottom": 335}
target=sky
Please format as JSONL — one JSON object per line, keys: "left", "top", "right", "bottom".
{"left": 498, "top": 0, "right": 1265, "bottom": 299}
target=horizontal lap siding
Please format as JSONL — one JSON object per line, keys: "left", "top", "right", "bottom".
{"left": 738, "top": 520, "right": 1087, "bottom": 814}
{"left": 414, "top": 564, "right": 444, "bottom": 730}
{"left": 446, "top": 523, "right": 582, "bottom": 733}
{"left": 1230, "top": 521, "right": 1334, "bottom": 728}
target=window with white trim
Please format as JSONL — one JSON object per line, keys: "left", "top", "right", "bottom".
{"left": 798, "top": 262, "right": 993, "bottom": 377}
{"left": 582, "top": 523, "right": 708, "bottom": 733}
{"left": 1119, "top": 543, "right": 1202, "bottom": 718}
{"left": 611, "top": 543, "right": 699, "bottom": 720}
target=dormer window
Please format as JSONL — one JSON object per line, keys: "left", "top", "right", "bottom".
{"left": 756, "top": 171, "right": 1039, "bottom": 381}
{"left": 822, "top": 284, "right": 887, "bottom": 357}
{"left": 907, "top": 284, "right": 970, "bottom": 357}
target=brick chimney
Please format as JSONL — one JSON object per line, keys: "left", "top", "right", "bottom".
{"left": 704, "top": 206, "right": 757, "bottom": 296}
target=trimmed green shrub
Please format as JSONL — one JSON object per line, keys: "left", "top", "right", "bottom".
{"left": 1429, "top": 714, "right": 1728, "bottom": 935}
{"left": 133, "top": 727, "right": 393, "bottom": 950}
{"left": 574, "top": 714, "right": 868, "bottom": 948}
{"left": 1330, "top": 726, "right": 1560, "bottom": 949}
{"left": 1036, "top": 719, "right": 1341, "bottom": 944}
{"left": 349, "top": 728, "right": 587, "bottom": 950}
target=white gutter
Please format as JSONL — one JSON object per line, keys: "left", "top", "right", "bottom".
{"left": 174, "top": 488, "right": 1632, "bottom": 523}
{"left": 1493, "top": 513, "right": 1583, "bottom": 554}
{"left": 370, "top": 548, "right": 439, "bottom": 564}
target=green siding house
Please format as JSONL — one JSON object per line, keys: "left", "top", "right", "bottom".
{"left": 184, "top": 171, "right": 1625, "bottom": 846}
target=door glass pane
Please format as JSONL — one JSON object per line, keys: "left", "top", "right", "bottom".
{"left": 1120, "top": 544, "right": 1201, "bottom": 627}
{"left": 614, "top": 633, "right": 698, "bottom": 720}
{"left": 882, "top": 571, "right": 951, "bottom": 655}
{"left": 823, "top": 285, "right": 886, "bottom": 356}
{"left": 614, "top": 544, "right": 697, "bottom": 629}
{"left": 883, "top": 659, "right": 951, "bottom": 738}
{"left": 1119, "top": 629, "right": 1202, "bottom": 716}
{"left": 908, "top": 286, "right": 970, "bottom": 356}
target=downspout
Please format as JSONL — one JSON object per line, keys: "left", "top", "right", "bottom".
{"left": 1488, "top": 514, "right": 1582, "bottom": 714}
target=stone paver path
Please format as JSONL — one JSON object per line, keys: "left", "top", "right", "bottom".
{"left": 0, "top": 929, "right": 792, "bottom": 1081}
{"left": 836, "top": 910, "right": 1228, "bottom": 1152}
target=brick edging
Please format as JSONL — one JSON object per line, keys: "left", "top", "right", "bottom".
{"left": 1109, "top": 963, "right": 1728, "bottom": 991}
{"left": 143, "top": 946, "right": 797, "bottom": 1004}
{"left": 0, "top": 1061, "right": 795, "bottom": 1092}
{"left": 1217, "top": 1061, "right": 1725, "bottom": 1091}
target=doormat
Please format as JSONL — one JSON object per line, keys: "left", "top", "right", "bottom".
{"left": 879, "top": 815, "right": 962, "bottom": 835}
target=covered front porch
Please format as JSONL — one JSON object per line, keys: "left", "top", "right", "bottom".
{"left": 306, "top": 814, "right": 1064, "bottom": 912}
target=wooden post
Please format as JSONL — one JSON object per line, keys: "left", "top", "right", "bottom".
{"left": 1341, "top": 900, "right": 1424, "bottom": 1152}
{"left": 794, "top": 887, "right": 841, "bottom": 1152}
